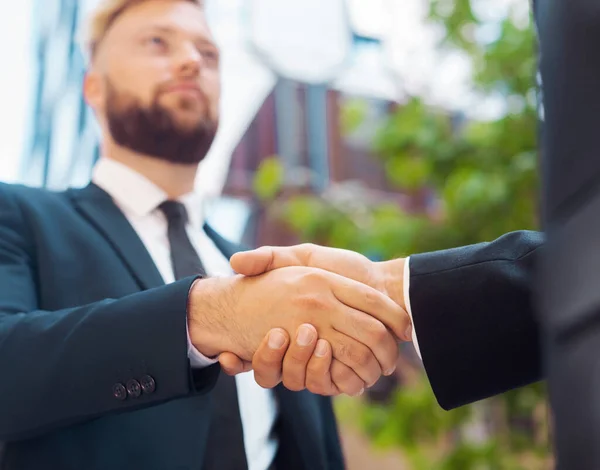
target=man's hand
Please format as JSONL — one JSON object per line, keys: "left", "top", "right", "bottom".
{"left": 220, "top": 325, "right": 353, "bottom": 395}
{"left": 219, "top": 244, "right": 409, "bottom": 396}
{"left": 231, "top": 244, "right": 406, "bottom": 312}
{"left": 189, "top": 266, "right": 409, "bottom": 390}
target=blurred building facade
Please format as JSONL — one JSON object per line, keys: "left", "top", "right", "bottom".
{"left": 222, "top": 82, "right": 403, "bottom": 247}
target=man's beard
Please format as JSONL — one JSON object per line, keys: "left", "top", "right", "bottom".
{"left": 105, "top": 79, "right": 218, "bottom": 165}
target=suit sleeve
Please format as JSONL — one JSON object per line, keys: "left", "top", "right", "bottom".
{"left": 0, "top": 187, "right": 219, "bottom": 441}
{"left": 408, "top": 230, "right": 544, "bottom": 410}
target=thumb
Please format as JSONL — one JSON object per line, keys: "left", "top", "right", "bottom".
{"left": 230, "top": 247, "right": 278, "bottom": 276}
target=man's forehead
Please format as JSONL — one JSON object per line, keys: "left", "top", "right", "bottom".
{"left": 107, "top": 1, "right": 212, "bottom": 43}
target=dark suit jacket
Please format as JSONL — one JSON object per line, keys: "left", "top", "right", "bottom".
{"left": 536, "top": 2, "right": 600, "bottom": 467}
{"left": 0, "top": 182, "right": 344, "bottom": 470}
{"left": 408, "top": 230, "right": 544, "bottom": 411}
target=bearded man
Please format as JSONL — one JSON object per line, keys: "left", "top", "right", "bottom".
{"left": 0, "top": 1, "right": 411, "bottom": 469}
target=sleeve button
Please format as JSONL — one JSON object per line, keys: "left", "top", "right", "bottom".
{"left": 113, "top": 383, "right": 127, "bottom": 401}
{"left": 140, "top": 375, "right": 156, "bottom": 394}
{"left": 126, "top": 379, "right": 142, "bottom": 398}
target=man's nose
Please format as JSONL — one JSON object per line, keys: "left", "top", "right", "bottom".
{"left": 174, "top": 45, "right": 203, "bottom": 76}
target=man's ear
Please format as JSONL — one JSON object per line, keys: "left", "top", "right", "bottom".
{"left": 83, "top": 70, "right": 104, "bottom": 111}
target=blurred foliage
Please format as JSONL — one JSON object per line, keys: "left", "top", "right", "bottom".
{"left": 254, "top": 156, "right": 285, "bottom": 201}
{"left": 254, "top": 0, "right": 549, "bottom": 468}
{"left": 340, "top": 98, "right": 369, "bottom": 135}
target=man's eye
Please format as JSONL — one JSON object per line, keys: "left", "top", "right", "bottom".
{"left": 200, "top": 50, "right": 219, "bottom": 61}
{"left": 148, "top": 36, "right": 167, "bottom": 47}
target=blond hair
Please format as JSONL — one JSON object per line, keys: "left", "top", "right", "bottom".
{"left": 80, "top": 0, "right": 203, "bottom": 62}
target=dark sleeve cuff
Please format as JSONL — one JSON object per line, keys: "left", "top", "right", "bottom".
{"left": 409, "top": 231, "right": 543, "bottom": 410}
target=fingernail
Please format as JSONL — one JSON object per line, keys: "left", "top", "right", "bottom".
{"left": 315, "top": 339, "right": 328, "bottom": 357}
{"left": 405, "top": 325, "right": 413, "bottom": 341}
{"left": 354, "top": 388, "right": 365, "bottom": 397}
{"left": 268, "top": 330, "right": 286, "bottom": 349}
{"left": 297, "top": 325, "right": 314, "bottom": 347}
{"left": 384, "top": 366, "right": 396, "bottom": 376}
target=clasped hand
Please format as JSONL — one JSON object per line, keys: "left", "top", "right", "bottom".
{"left": 216, "top": 244, "right": 409, "bottom": 397}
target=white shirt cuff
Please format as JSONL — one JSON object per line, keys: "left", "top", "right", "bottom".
{"left": 404, "top": 257, "right": 422, "bottom": 359}
{"left": 187, "top": 321, "right": 219, "bottom": 368}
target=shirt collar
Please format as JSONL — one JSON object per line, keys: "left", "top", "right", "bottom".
{"left": 91, "top": 157, "right": 206, "bottom": 230}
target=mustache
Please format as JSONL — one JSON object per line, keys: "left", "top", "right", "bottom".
{"left": 154, "top": 80, "right": 210, "bottom": 112}
{"left": 156, "top": 80, "right": 205, "bottom": 96}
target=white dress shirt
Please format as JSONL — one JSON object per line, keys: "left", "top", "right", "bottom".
{"left": 403, "top": 258, "right": 422, "bottom": 358}
{"left": 92, "top": 157, "right": 278, "bottom": 470}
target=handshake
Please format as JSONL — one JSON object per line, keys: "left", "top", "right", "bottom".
{"left": 187, "top": 244, "right": 411, "bottom": 397}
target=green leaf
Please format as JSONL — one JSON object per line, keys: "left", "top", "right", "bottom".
{"left": 386, "top": 157, "right": 433, "bottom": 190}
{"left": 340, "top": 98, "right": 368, "bottom": 135}
{"left": 253, "top": 157, "right": 284, "bottom": 201}
{"left": 443, "top": 168, "right": 508, "bottom": 216}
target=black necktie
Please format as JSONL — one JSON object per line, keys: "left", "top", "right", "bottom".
{"left": 159, "top": 201, "right": 248, "bottom": 470}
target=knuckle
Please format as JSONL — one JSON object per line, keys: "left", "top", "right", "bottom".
{"left": 289, "top": 350, "right": 311, "bottom": 365}
{"left": 282, "top": 377, "right": 305, "bottom": 392}
{"left": 251, "top": 356, "right": 264, "bottom": 371}
{"left": 251, "top": 365, "right": 268, "bottom": 382}
{"left": 305, "top": 380, "right": 328, "bottom": 396}
{"left": 376, "top": 343, "right": 398, "bottom": 372}
{"left": 305, "top": 370, "right": 327, "bottom": 392}
{"left": 299, "top": 243, "right": 315, "bottom": 252}
{"left": 253, "top": 357, "right": 281, "bottom": 378}
{"left": 387, "top": 312, "right": 407, "bottom": 339}
{"left": 352, "top": 345, "right": 373, "bottom": 367}
{"left": 330, "top": 360, "right": 353, "bottom": 383}
{"left": 254, "top": 373, "right": 277, "bottom": 389}
{"left": 253, "top": 351, "right": 275, "bottom": 368}
{"left": 301, "top": 269, "right": 325, "bottom": 285}
{"left": 343, "top": 385, "right": 362, "bottom": 396}
{"left": 282, "top": 358, "right": 308, "bottom": 391}
{"left": 306, "top": 384, "right": 326, "bottom": 395}
{"left": 305, "top": 375, "right": 323, "bottom": 393}
{"left": 370, "top": 320, "right": 391, "bottom": 343}
{"left": 263, "top": 355, "right": 284, "bottom": 370}
{"left": 363, "top": 287, "right": 381, "bottom": 306}
{"left": 306, "top": 360, "right": 327, "bottom": 379}
{"left": 334, "top": 342, "right": 351, "bottom": 362}
{"left": 331, "top": 361, "right": 363, "bottom": 395}
{"left": 294, "top": 293, "right": 329, "bottom": 312}
{"left": 300, "top": 243, "right": 317, "bottom": 261}
{"left": 337, "top": 341, "right": 372, "bottom": 368}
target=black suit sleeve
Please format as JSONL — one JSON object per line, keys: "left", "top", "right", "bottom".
{"left": 408, "top": 230, "right": 544, "bottom": 410}
{"left": 536, "top": 2, "right": 600, "bottom": 466}
{"left": 0, "top": 186, "right": 219, "bottom": 441}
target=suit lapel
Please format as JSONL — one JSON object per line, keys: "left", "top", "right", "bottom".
{"left": 69, "top": 184, "right": 165, "bottom": 290}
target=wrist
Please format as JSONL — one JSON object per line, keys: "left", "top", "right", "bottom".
{"left": 377, "top": 258, "right": 406, "bottom": 309}
{"left": 187, "top": 276, "right": 237, "bottom": 358}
